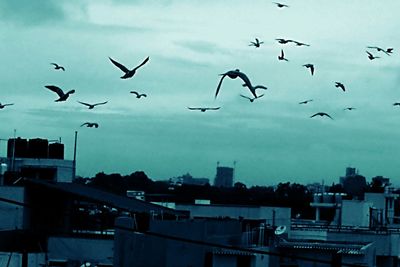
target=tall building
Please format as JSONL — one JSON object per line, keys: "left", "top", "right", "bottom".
{"left": 213, "top": 166, "right": 234, "bottom": 187}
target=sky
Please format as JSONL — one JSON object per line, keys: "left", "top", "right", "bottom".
{"left": 1, "top": 0, "right": 400, "bottom": 186}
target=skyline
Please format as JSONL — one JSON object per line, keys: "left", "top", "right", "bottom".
{"left": 1, "top": 0, "right": 400, "bottom": 186}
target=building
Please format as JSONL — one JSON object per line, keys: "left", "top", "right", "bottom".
{"left": 214, "top": 166, "right": 234, "bottom": 187}
{"left": 1, "top": 137, "right": 74, "bottom": 184}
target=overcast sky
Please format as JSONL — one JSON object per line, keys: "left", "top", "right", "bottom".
{"left": 1, "top": 0, "right": 400, "bottom": 186}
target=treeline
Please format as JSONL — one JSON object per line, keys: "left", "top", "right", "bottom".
{"left": 75, "top": 171, "right": 317, "bottom": 218}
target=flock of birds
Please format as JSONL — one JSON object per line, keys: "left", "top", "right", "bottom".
{"left": 1, "top": 1, "right": 398, "bottom": 127}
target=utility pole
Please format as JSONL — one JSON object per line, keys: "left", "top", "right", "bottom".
{"left": 73, "top": 131, "right": 78, "bottom": 180}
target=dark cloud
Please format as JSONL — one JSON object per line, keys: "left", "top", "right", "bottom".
{"left": 0, "top": 0, "right": 68, "bottom": 25}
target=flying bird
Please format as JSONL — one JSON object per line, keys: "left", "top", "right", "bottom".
{"left": 303, "top": 64, "right": 314, "bottom": 75}
{"left": 0, "top": 103, "right": 14, "bottom": 109}
{"left": 310, "top": 112, "right": 333, "bottom": 120}
{"left": 81, "top": 122, "right": 99, "bottom": 128}
{"left": 240, "top": 94, "right": 264, "bottom": 102}
{"left": 273, "top": 2, "right": 289, "bottom": 8}
{"left": 77, "top": 101, "right": 108, "bottom": 109}
{"left": 299, "top": 99, "right": 313, "bottom": 104}
{"left": 393, "top": 102, "right": 400, "bottom": 106}
{"left": 367, "top": 46, "right": 393, "bottom": 56}
{"left": 335, "top": 82, "right": 346, "bottom": 92}
{"left": 278, "top": 49, "right": 289, "bottom": 61}
{"left": 50, "top": 63, "right": 65, "bottom": 71}
{"left": 45, "top": 85, "right": 75, "bottom": 102}
{"left": 249, "top": 38, "right": 264, "bottom": 48}
{"left": 344, "top": 107, "right": 356, "bottom": 111}
{"left": 215, "top": 69, "right": 267, "bottom": 99}
{"left": 276, "top": 38, "right": 293, "bottom": 44}
{"left": 366, "top": 51, "right": 380, "bottom": 60}
{"left": 109, "top": 56, "right": 149, "bottom": 79}
{"left": 130, "top": 91, "right": 147, "bottom": 98}
{"left": 187, "top": 107, "right": 221, "bottom": 112}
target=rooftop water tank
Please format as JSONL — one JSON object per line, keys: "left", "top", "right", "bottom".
{"left": 28, "top": 138, "right": 49, "bottom": 158}
{"left": 7, "top": 138, "right": 28, "bottom": 158}
{"left": 48, "top": 143, "right": 64, "bottom": 159}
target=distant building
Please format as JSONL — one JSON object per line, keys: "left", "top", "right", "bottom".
{"left": 339, "top": 167, "right": 357, "bottom": 185}
{"left": 168, "top": 173, "right": 209, "bottom": 186}
{"left": 338, "top": 167, "right": 366, "bottom": 199}
{"left": 214, "top": 166, "right": 234, "bottom": 187}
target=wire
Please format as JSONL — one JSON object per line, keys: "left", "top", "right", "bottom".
{"left": 0, "top": 194, "right": 365, "bottom": 267}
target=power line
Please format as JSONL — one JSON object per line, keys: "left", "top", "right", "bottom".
{"left": 0, "top": 194, "right": 365, "bottom": 267}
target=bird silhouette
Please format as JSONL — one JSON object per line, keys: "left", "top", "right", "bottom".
{"left": 293, "top": 41, "right": 310, "bottom": 47}
{"left": 344, "top": 107, "right": 356, "bottom": 111}
{"left": 81, "top": 122, "right": 99, "bottom": 128}
{"left": 278, "top": 49, "right": 289, "bottom": 61}
{"left": 367, "top": 46, "right": 393, "bottom": 56}
{"left": 335, "top": 82, "right": 346, "bottom": 92}
{"left": 187, "top": 107, "right": 221, "bottom": 112}
{"left": 303, "top": 64, "right": 314, "bottom": 75}
{"left": 310, "top": 112, "right": 333, "bottom": 120}
{"left": 130, "top": 91, "right": 147, "bottom": 98}
{"left": 273, "top": 2, "right": 289, "bottom": 8}
{"left": 249, "top": 38, "right": 264, "bottom": 48}
{"left": 45, "top": 85, "right": 75, "bottom": 102}
{"left": 50, "top": 63, "right": 65, "bottom": 71}
{"left": 215, "top": 69, "right": 267, "bottom": 99}
{"left": 240, "top": 94, "right": 264, "bottom": 102}
{"left": 393, "top": 102, "right": 400, "bottom": 106}
{"left": 78, "top": 101, "right": 108, "bottom": 109}
{"left": 276, "top": 38, "right": 293, "bottom": 44}
{"left": 109, "top": 56, "right": 149, "bottom": 79}
{"left": 0, "top": 103, "right": 14, "bottom": 109}
{"left": 366, "top": 51, "right": 380, "bottom": 60}
{"left": 299, "top": 99, "right": 313, "bottom": 104}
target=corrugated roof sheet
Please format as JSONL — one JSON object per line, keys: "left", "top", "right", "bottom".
{"left": 278, "top": 240, "right": 371, "bottom": 255}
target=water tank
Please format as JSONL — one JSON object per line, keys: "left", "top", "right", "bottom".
{"left": 48, "top": 143, "right": 64, "bottom": 159}
{"left": 28, "top": 138, "right": 49, "bottom": 158}
{"left": 7, "top": 138, "right": 28, "bottom": 158}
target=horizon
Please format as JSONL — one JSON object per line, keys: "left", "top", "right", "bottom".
{"left": 1, "top": 1, "right": 400, "bottom": 187}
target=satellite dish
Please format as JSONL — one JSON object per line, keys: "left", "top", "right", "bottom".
{"left": 274, "top": 225, "right": 287, "bottom": 235}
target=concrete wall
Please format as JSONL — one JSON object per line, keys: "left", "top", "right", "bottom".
{"left": 114, "top": 217, "right": 244, "bottom": 267}
{"left": 0, "top": 186, "right": 26, "bottom": 230}
{"left": 176, "top": 204, "right": 291, "bottom": 234}
{"left": 12, "top": 158, "right": 74, "bottom": 183}
{"left": 341, "top": 200, "right": 373, "bottom": 227}
{"left": 365, "top": 193, "right": 385, "bottom": 210}
{"left": 48, "top": 236, "right": 114, "bottom": 265}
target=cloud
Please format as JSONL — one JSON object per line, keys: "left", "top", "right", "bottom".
{"left": 0, "top": 0, "right": 88, "bottom": 26}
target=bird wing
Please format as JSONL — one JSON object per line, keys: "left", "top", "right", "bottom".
{"left": 109, "top": 57, "right": 129, "bottom": 73}
{"left": 256, "top": 94, "right": 265, "bottom": 99}
{"left": 78, "top": 101, "right": 91, "bottom": 107}
{"left": 4, "top": 103, "right": 14, "bottom": 106}
{"left": 310, "top": 65, "right": 314, "bottom": 75}
{"left": 93, "top": 101, "right": 108, "bottom": 106}
{"left": 366, "top": 51, "right": 373, "bottom": 57}
{"left": 80, "top": 122, "right": 89, "bottom": 127}
{"left": 254, "top": 85, "right": 268, "bottom": 90}
{"left": 310, "top": 113, "right": 318, "bottom": 118}
{"left": 324, "top": 113, "right": 333, "bottom": 119}
{"left": 188, "top": 107, "right": 200, "bottom": 110}
{"left": 240, "top": 94, "right": 251, "bottom": 100}
{"left": 50, "top": 63, "right": 59, "bottom": 67}
{"left": 45, "top": 85, "right": 65, "bottom": 97}
{"left": 206, "top": 107, "right": 221, "bottom": 110}
{"left": 140, "top": 94, "right": 147, "bottom": 97}
{"left": 215, "top": 74, "right": 227, "bottom": 98}
{"left": 93, "top": 123, "right": 99, "bottom": 128}
{"left": 133, "top": 56, "right": 150, "bottom": 71}
{"left": 130, "top": 91, "right": 140, "bottom": 97}
{"left": 237, "top": 72, "right": 258, "bottom": 98}
{"left": 367, "top": 46, "right": 380, "bottom": 50}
